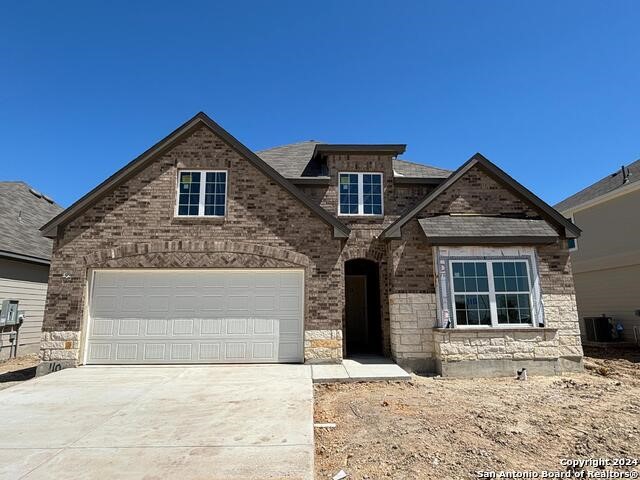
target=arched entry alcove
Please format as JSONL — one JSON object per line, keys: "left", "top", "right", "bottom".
{"left": 344, "top": 258, "right": 382, "bottom": 355}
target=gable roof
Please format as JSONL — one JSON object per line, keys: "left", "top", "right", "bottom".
{"left": 0, "top": 182, "right": 63, "bottom": 264}
{"left": 379, "top": 153, "right": 582, "bottom": 240}
{"left": 41, "top": 113, "right": 350, "bottom": 239}
{"left": 255, "top": 141, "right": 451, "bottom": 180}
{"left": 554, "top": 158, "right": 640, "bottom": 213}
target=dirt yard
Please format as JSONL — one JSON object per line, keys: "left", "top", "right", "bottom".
{"left": 315, "top": 347, "right": 640, "bottom": 479}
{"left": 0, "top": 354, "right": 39, "bottom": 391}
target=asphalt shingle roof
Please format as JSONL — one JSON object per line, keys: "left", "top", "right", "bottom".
{"left": 255, "top": 141, "right": 322, "bottom": 178}
{"left": 418, "top": 215, "right": 558, "bottom": 243}
{"left": 0, "top": 182, "right": 63, "bottom": 262}
{"left": 555, "top": 159, "right": 640, "bottom": 212}
{"left": 392, "top": 158, "right": 451, "bottom": 178}
{"left": 255, "top": 141, "right": 451, "bottom": 179}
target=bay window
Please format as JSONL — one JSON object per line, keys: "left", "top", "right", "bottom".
{"left": 451, "top": 260, "right": 534, "bottom": 327}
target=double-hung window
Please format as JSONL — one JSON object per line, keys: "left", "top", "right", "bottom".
{"left": 451, "top": 260, "right": 533, "bottom": 327}
{"left": 338, "top": 173, "right": 383, "bottom": 215}
{"left": 176, "top": 170, "right": 227, "bottom": 217}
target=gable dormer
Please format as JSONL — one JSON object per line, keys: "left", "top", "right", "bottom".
{"left": 312, "top": 144, "right": 404, "bottom": 219}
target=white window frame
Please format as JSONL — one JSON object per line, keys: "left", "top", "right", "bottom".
{"left": 449, "top": 259, "right": 535, "bottom": 328}
{"left": 175, "top": 169, "right": 227, "bottom": 217}
{"left": 567, "top": 216, "right": 578, "bottom": 251}
{"left": 337, "top": 172, "right": 384, "bottom": 216}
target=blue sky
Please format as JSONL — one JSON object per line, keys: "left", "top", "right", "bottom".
{"left": 1, "top": 1, "right": 638, "bottom": 207}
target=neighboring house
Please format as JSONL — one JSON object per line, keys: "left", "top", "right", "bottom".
{"left": 0, "top": 182, "right": 62, "bottom": 360}
{"left": 555, "top": 160, "right": 640, "bottom": 343}
{"left": 38, "top": 112, "right": 583, "bottom": 377}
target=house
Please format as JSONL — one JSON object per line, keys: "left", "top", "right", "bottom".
{"left": 38, "top": 112, "right": 583, "bottom": 377}
{"left": 555, "top": 160, "right": 640, "bottom": 344}
{"left": 0, "top": 182, "right": 62, "bottom": 360}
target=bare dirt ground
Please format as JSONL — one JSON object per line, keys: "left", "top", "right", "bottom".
{"left": 315, "top": 347, "right": 640, "bottom": 479}
{"left": 0, "top": 354, "right": 39, "bottom": 391}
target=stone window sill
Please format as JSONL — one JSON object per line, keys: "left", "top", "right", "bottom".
{"left": 433, "top": 327, "right": 558, "bottom": 334}
{"left": 171, "top": 216, "right": 227, "bottom": 223}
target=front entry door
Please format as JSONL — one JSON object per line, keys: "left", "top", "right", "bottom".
{"left": 345, "top": 275, "right": 368, "bottom": 353}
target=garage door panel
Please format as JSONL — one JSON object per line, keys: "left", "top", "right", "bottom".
{"left": 118, "top": 319, "right": 140, "bottom": 336}
{"left": 86, "top": 270, "right": 303, "bottom": 364}
{"left": 91, "top": 319, "right": 115, "bottom": 336}
{"left": 143, "top": 343, "right": 165, "bottom": 361}
{"left": 200, "top": 318, "right": 222, "bottom": 335}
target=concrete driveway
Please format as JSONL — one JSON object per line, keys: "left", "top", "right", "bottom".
{"left": 0, "top": 365, "right": 313, "bottom": 480}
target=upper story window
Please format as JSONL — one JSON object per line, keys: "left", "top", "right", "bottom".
{"left": 451, "top": 260, "right": 533, "bottom": 327}
{"left": 176, "top": 170, "right": 227, "bottom": 217}
{"left": 338, "top": 172, "right": 383, "bottom": 216}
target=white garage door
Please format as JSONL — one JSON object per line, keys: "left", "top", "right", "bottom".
{"left": 84, "top": 269, "right": 304, "bottom": 365}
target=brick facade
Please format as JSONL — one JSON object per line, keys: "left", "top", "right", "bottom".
{"left": 41, "top": 120, "right": 583, "bottom": 376}
{"left": 42, "top": 125, "right": 344, "bottom": 362}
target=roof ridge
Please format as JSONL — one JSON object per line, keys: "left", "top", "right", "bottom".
{"left": 555, "top": 157, "right": 640, "bottom": 210}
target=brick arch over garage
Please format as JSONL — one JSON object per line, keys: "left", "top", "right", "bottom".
{"left": 83, "top": 240, "right": 312, "bottom": 269}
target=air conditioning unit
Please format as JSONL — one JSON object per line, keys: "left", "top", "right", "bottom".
{"left": 583, "top": 316, "right": 612, "bottom": 342}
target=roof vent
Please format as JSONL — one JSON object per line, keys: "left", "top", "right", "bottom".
{"left": 622, "top": 165, "right": 631, "bottom": 184}
{"left": 42, "top": 195, "right": 54, "bottom": 204}
{"left": 29, "top": 188, "right": 42, "bottom": 198}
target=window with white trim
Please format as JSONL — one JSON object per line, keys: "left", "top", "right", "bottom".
{"left": 451, "top": 260, "right": 533, "bottom": 327}
{"left": 338, "top": 172, "right": 383, "bottom": 215}
{"left": 176, "top": 170, "right": 227, "bottom": 217}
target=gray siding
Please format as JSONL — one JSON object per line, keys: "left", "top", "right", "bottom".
{"left": 0, "top": 258, "right": 49, "bottom": 360}
{"left": 571, "top": 189, "right": 640, "bottom": 269}
{"left": 574, "top": 264, "right": 640, "bottom": 342}
{"left": 567, "top": 188, "right": 640, "bottom": 341}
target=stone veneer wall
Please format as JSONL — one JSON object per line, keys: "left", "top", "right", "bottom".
{"left": 40, "top": 331, "right": 80, "bottom": 361}
{"left": 433, "top": 328, "right": 561, "bottom": 377}
{"left": 537, "top": 242, "right": 584, "bottom": 371}
{"left": 541, "top": 293, "right": 583, "bottom": 371}
{"left": 304, "top": 330, "right": 343, "bottom": 363}
{"left": 389, "top": 293, "right": 438, "bottom": 371}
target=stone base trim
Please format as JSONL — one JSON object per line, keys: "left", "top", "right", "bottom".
{"left": 434, "top": 327, "right": 560, "bottom": 363}
{"left": 40, "top": 331, "right": 81, "bottom": 362}
{"left": 395, "top": 356, "right": 436, "bottom": 373}
{"left": 35, "top": 360, "right": 77, "bottom": 377}
{"left": 436, "top": 358, "right": 561, "bottom": 378}
{"left": 558, "top": 356, "right": 583, "bottom": 373}
{"left": 304, "top": 329, "right": 342, "bottom": 364}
